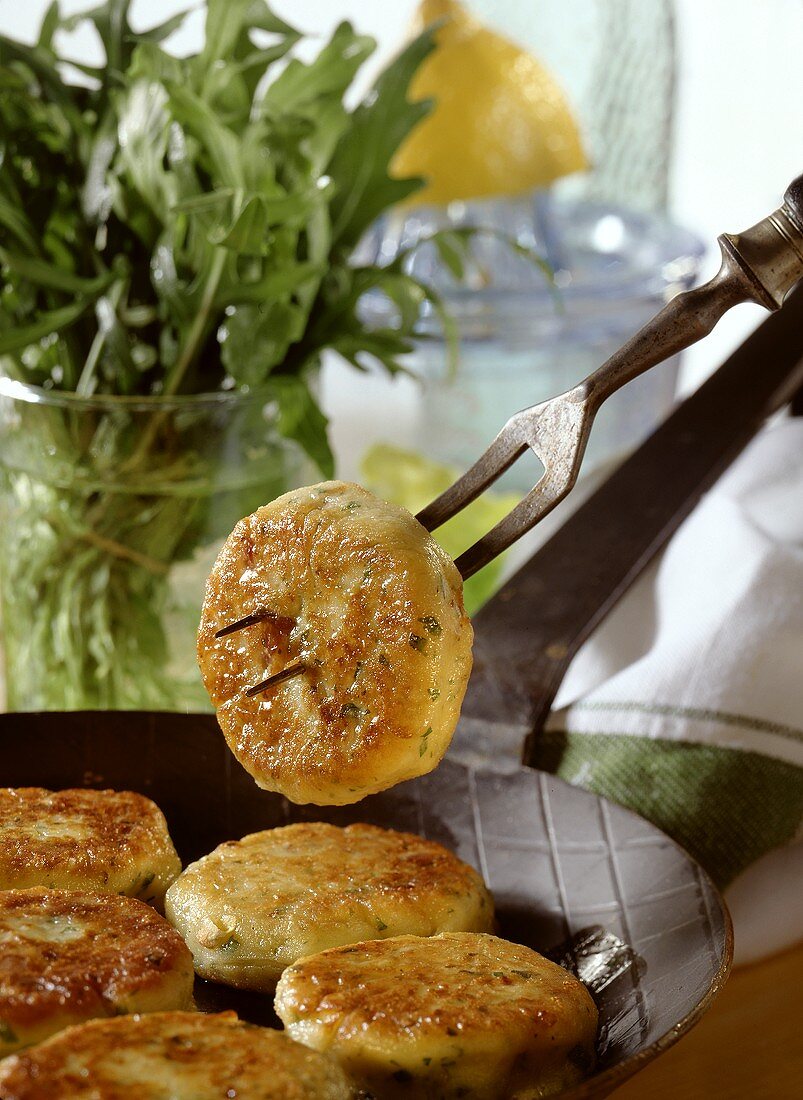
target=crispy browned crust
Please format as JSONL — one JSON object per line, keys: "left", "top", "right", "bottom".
{"left": 277, "top": 934, "right": 598, "bottom": 1098}
{"left": 174, "top": 821, "right": 492, "bottom": 916}
{"left": 0, "top": 1012, "right": 355, "bottom": 1099}
{"left": 197, "top": 482, "right": 473, "bottom": 805}
{"left": 280, "top": 822, "right": 491, "bottom": 907}
{"left": 277, "top": 933, "right": 597, "bottom": 1044}
{"left": 0, "top": 889, "right": 194, "bottom": 1033}
{"left": 0, "top": 788, "right": 181, "bottom": 903}
{"left": 165, "top": 823, "right": 494, "bottom": 989}
{"left": 275, "top": 928, "right": 594, "bottom": 1100}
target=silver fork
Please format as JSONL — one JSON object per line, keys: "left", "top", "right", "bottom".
{"left": 417, "top": 174, "right": 803, "bottom": 578}
{"left": 219, "top": 176, "right": 803, "bottom": 696}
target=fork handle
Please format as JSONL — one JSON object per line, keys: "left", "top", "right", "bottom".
{"left": 458, "top": 281, "right": 803, "bottom": 764}
{"left": 784, "top": 173, "right": 803, "bottom": 232}
{"left": 582, "top": 176, "right": 803, "bottom": 411}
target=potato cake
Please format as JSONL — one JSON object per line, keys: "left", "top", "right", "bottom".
{"left": 275, "top": 931, "right": 598, "bottom": 1099}
{"left": 0, "top": 788, "right": 181, "bottom": 907}
{"left": 0, "top": 1011, "right": 355, "bottom": 1098}
{"left": 198, "top": 481, "right": 473, "bottom": 805}
{"left": 165, "top": 822, "right": 494, "bottom": 991}
{"left": 0, "top": 889, "right": 194, "bottom": 1056}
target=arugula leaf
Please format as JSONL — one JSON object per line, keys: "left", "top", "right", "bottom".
{"left": 200, "top": 0, "right": 298, "bottom": 70}
{"left": 429, "top": 228, "right": 475, "bottom": 279}
{"left": 220, "top": 302, "right": 306, "bottom": 384}
{"left": 36, "top": 2, "right": 60, "bottom": 53}
{"left": 0, "top": 298, "right": 97, "bottom": 355}
{"left": 164, "top": 84, "right": 246, "bottom": 190}
{"left": 0, "top": 0, "right": 551, "bottom": 716}
{"left": 0, "top": 196, "right": 46, "bottom": 255}
{"left": 0, "top": 1, "right": 462, "bottom": 464}
{"left": 60, "top": 0, "right": 195, "bottom": 82}
{"left": 264, "top": 21, "right": 374, "bottom": 114}
{"left": 269, "top": 374, "right": 334, "bottom": 477}
{"left": 327, "top": 29, "right": 436, "bottom": 251}
{"left": 0, "top": 250, "right": 117, "bottom": 294}
{"left": 216, "top": 262, "right": 321, "bottom": 307}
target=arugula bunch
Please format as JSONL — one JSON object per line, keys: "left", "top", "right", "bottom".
{"left": 0, "top": 0, "right": 442, "bottom": 474}
{"left": 0, "top": 0, "right": 462, "bottom": 712}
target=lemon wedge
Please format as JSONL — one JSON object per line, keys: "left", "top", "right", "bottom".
{"left": 392, "top": 0, "right": 588, "bottom": 204}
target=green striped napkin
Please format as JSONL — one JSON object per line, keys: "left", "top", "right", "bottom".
{"left": 537, "top": 419, "right": 803, "bottom": 963}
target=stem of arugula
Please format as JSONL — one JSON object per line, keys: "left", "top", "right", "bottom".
{"left": 75, "top": 280, "right": 126, "bottom": 397}
{"left": 163, "top": 247, "right": 228, "bottom": 399}
{"left": 120, "top": 247, "right": 228, "bottom": 473}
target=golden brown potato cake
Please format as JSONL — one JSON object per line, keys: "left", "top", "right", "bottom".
{"left": 165, "top": 822, "right": 494, "bottom": 991}
{"left": 0, "top": 1011, "right": 355, "bottom": 1099}
{"left": 0, "top": 889, "right": 194, "bottom": 1057}
{"left": 198, "top": 481, "right": 473, "bottom": 805}
{"left": 275, "top": 932, "right": 598, "bottom": 1100}
{"left": 0, "top": 788, "right": 181, "bottom": 907}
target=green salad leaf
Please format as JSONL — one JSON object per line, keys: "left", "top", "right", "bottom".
{"left": 0, "top": 0, "right": 442, "bottom": 466}
{"left": 0, "top": 1, "right": 547, "bottom": 714}
{"left": 327, "top": 31, "right": 436, "bottom": 251}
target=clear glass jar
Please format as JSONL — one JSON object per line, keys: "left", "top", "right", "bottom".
{"left": 355, "top": 195, "right": 704, "bottom": 491}
{"left": 0, "top": 379, "right": 314, "bottom": 712}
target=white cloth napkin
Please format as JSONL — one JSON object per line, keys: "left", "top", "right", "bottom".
{"left": 541, "top": 417, "right": 803, "bottom": 964}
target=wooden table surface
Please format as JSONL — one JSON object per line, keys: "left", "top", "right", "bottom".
{"left": 610, "top": 942, "right": 803, "bottom": 1098}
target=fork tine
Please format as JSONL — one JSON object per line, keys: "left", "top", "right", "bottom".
{"left": 428, "top": 386, "right": 594, "bottom": 577}
{"left": 416, "top": 425, "right": 526, "bottom": 532}
{"left": 454, "top": 471, "right": 574, "bottom": 579}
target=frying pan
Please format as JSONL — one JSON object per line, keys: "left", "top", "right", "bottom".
{"left": 0, "top": 709, "right": 730, "bottom": 1099}
{"left": 5, "top": 284, "right": 803, "bottom": 1094}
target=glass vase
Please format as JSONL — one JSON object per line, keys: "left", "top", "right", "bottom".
{"left": 0, "top": 378, "right": 314, "bottom": 712}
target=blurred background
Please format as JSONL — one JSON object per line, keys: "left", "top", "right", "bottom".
{"left": 1, "top": 0, "right": 801, "bottom": 710}
{"left": 5, "top": 0, "right": 801, "bottom": 378}
{"left": 4, "top": 0, "right": 802, "bottom": 437}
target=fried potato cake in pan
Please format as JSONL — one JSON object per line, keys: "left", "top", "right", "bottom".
{"left": 0, "top": 788, "right": 181, "bottom": 907}
{"left": 198, "top": 481, "right": 473, "bottom": 805}
{"left": 0, "top": 889, "right": 194, "bottom": 1057}
{"left": 0, "top": 1011, "right": 355, "bottom": 1099}
{"left": 165, "top": 822, "right": 494, "bottom": 990}
{"left": 275, "top": 931, "right": 598, "bottom": 1100}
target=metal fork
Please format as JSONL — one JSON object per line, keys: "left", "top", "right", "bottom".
{"left": 417, "top": 174, "right": 803, "bottom": 579}
{"left": 218, "top": 176, "right": 803, "bottom": 697}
